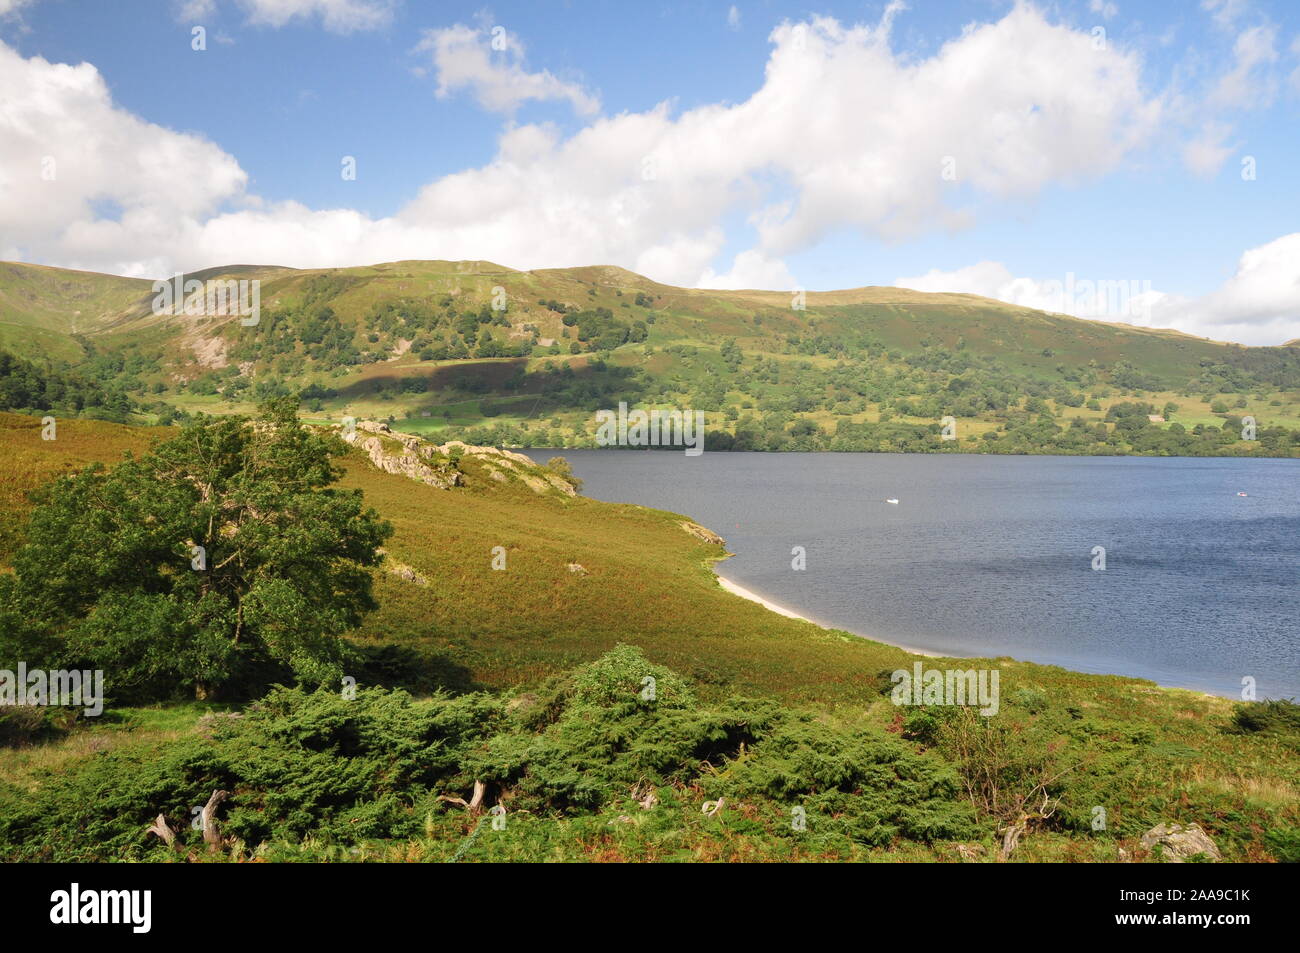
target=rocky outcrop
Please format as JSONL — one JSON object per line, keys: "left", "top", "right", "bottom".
{"left": 340, "top": 423, "right": 579, "bottom": 499}
{"left": 378, "top": 550, "right": 429, "bottom": 587}
{"left": 350, "top": 432, "right": 462, "bottom": 489}
{"left": 1139, "top": 823, "right": 1222, "bottom": 862}
{"left": 679, "top": 520, "right": 726, "bottom": 546}
{"left": 435, "top": 440, "right": 578, "bottom": 497}
{"left": 339, "top": 421, "right": 579, "bottom": 497}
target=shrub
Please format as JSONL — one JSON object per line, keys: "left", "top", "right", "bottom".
{"left": 0, "top": 647, "right": 989, "bottom": 859}
{"left": 0, "top": 706, "right": 78, "bottom": 747}
{"left": 1229, "top": 699, "right": 1300, "bottom": 738}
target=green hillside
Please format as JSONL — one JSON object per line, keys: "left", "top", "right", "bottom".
{"left": 3, "top": 258, "right": 1300, "bottom": 456}
{"left": 1, "top": 411, "right": 1295, "bottom": 863}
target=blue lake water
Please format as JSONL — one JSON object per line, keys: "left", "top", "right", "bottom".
{"left": 526, "top": 450, "right": 1300, "bottom": 699}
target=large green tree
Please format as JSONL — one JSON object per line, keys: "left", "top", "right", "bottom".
{"left": 0, "top": 397, "right": 391, "bottom": 700}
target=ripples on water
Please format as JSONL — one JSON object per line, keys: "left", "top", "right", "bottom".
{"left": 527, "top": 450, "right": 1300, "bottom": 699}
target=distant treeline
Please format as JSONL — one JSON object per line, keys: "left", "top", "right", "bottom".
{"left": 0, "top": 349, "right": 132, "bottom": 421}
{"left": 436, "top": 412, "right": 1299, "bottom": 458}
{"left": 0, "top": 349, "right": 189, "bottom": 425}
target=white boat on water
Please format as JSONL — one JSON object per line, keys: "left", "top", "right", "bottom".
{"left": 885, "top": 498, "right": 900, "bottom": 505}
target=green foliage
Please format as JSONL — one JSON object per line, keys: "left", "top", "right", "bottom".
{"left": 1229, "top": 699, "right": 1300, "bottom": 739}
{"left": 0, "top": 349, "right": 136, "bottom": 421}
{"left": 714, "top": 712, "right": 976, "bottom": 844}
{"left": 570, "top": 643, "right": 692, "bottom": 709}
{"left": 0, "top": 397, "right": 392, "bottom": 700}
{"left": 0, "top": 706, "right": 78, "bottom": 747}
{"left": 1264, "top": 827, "right": 1300, "bottom": 863}
{"left": 0, "top": 647, "right": 980, "bottom": 860}
{"left": 0, "top": 685, "right": 502, "bottom": 860}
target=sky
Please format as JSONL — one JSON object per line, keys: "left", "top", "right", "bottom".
{"left": 0, "top": 0, "right": 1298, "bottom": 345}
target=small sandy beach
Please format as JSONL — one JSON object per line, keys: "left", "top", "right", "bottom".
{"left": 715, "top": 573, "right": 947, "bottom": 658}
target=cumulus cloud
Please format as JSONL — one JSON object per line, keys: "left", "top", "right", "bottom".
{"left": 415, "top": 24, "right": 599, "bottom": 116}
{"left": 895, "top": 233, "right": 1300, "bottom": 346}
{"left": 1147, "top": 233, "right": 1300, "bottom": 344}
{"left": 6, "top": 5, "right": 1165, "bottom": 288}
{"left": 0, "top": 41, "right": 246, "bottom": 276}
{"left": 10, "top": 2, "right": 1284, "bottom": 332}
{"left": 892, "top": 261, "right": 1164, "bottom": 325}
{"left": 697, "top": 250, "right": 796, "bottom": 290}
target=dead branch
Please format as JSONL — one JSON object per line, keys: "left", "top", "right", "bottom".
{"left": 201, "top": 789, "right": 229, "bottom": 851}
{"left": 147, "top": 814, "right": 177, "bottom": 849}
{"left": 437, "top": 780, "right": 488, "bottom": 814}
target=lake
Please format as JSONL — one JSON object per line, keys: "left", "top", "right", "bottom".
{"left": 525, "top": 450, "right": 1300, "bottom": 699}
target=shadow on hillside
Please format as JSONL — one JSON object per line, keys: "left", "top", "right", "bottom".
{"left": 335, "top": 359, "right": 530, "bottom": 399}
{"left": 350, "top": 642, "right": 484, "bottom": 696}
{"left": 335, "top": 355, "right": 653, "bottom": 414}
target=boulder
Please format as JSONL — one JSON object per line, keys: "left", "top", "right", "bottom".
{"left": 1139, "top": 823, "right": 1222, "bottom": 863}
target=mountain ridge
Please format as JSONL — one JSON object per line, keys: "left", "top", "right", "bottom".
{"left": 0, "top": 257, "right": 1282, "bottom": 349}
{"left": 2, "top": 257, "right": 1298, "bottom": 457}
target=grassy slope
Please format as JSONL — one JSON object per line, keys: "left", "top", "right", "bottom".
{"left": 0, "top": 413, "right": 1294, "bottom": 861}
{"left": 0, "top": 262, "right": 155, "bottom": 361}
{"left": 7, "top": 259, "right": 1300, "bottom": 440}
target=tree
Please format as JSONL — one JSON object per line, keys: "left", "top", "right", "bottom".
{"left": 0, "top": 397, "right": 392, "bottom": 701}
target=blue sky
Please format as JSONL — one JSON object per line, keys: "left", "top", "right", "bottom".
{"left": 1, "top": 0, "right": 1299, "bottom": 343}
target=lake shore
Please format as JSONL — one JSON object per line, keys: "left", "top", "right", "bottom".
{"left": 715, "top": 572, "right": 947, "bottom": 658}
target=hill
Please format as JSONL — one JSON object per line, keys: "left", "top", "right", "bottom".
{"left": 2, "top": 259, "right": 1299, "bottom": 456}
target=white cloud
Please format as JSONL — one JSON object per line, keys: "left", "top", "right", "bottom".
{"left": 235, "top": 0, "right": 395, "bottom": 32}
{"left": 1202, "top": 0, "right": 1251, "bottom": 31}
{"left": 727, "top": 6, "right": 741, "bottom": 31}
{"left": 740, "top": 10, "right": 1159, "bottom": 254}
{"left": 1089, "top": 0, "right": 1118, "bottom": 20}
{"left": 1211, "top": 23, "right": 1277, "bottom": 107}
{"left": 1147, "top": 233, "right": 1300, "bottom": 344}
{"left": 416, "top": 24, "right": 599, "bottom": 116}
{"left": 175, "top": 0, "right": 217, "bottom": 19}
{"left": 170, "top": 0, "right": 394, "bottom": 32}
{"left": 0, "top": 41, "right": 246, "bottom": 276}
{"left": 0, "top": 6, "right": 1169, "bottom": 298}
{"left": 895, "top": 233, "right": 1300, "bottom": 345}
{"left": 1182, "top": 121, "right": 1234, "bottom": 178}
{"left": 697, "top": 250, "right": 796, "bottom": 290}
